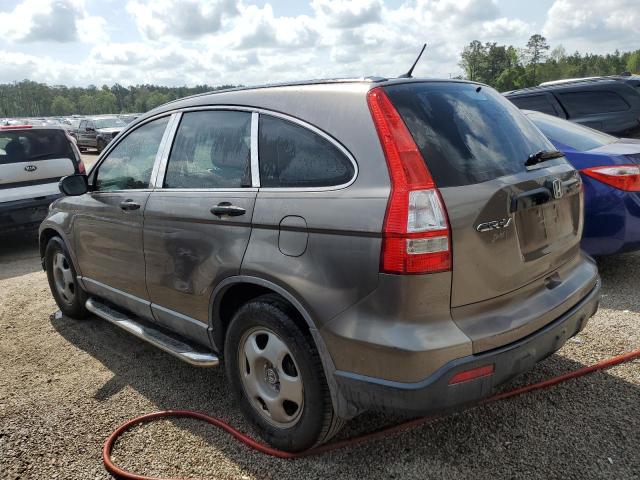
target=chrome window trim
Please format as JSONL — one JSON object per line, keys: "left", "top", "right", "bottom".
{"left": 89, "top": 189, "right": 154, "bottom": 195}
{"left": 153, "top": 107, "right": 255, "bottom": 192}
{"left": 250, "top": 111, "right": 260, "bottom": 188}
{"left": 149, "top": 113, "right": 182, "bottom": 188}
{"left": 152, "top": 105, "right": 358, "bottom": 192}
{"left": 148, "top": 187, "right": 259, "bottom": 193}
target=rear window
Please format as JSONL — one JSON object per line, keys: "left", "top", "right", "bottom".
{"left": 258, "top": 115, "right": 355, "bottom": 188}
{"left": 509, "top": 95, "right": 559, "bottom": 116}
{"left": 526, "top": 111, "right": 617, "bottom": 151}
{"left": 385, "top": 82, "right": 560, "bottom": 187}
{"left": 0, "top": 129, "right": 74, "bottom": 165}
{"left": 558, "top": 91, "right": 630, "bottom": 116}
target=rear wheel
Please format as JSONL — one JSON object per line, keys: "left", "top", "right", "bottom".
{"left": 224, "top": 294, "right": 342, "bottom": 452}
{"left": 45, "top": 237, "right": 89, "bottom": 319}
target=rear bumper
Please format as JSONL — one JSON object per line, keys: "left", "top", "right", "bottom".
{"left": 0, "top": 194, "right": 60, "bottom": 231}
{"left": 333, "top": 277, "right": 600, "bottom": 417}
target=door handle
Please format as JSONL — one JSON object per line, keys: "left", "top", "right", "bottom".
{"left": 210, "top": 202, "right": 246, "bottom": 217}
{"left": 119, "top": 200, "right": 141, "bottom": 211}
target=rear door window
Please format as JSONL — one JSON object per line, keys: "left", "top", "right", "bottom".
{"left": 558, "top": 91, "right": 630, "bottom": 116}
{"left": 509, "top": 95, "right": 559, "bottom": 116}
{"left": 258, "top": 115, "right": 355, "bottom": 188}
{"left": 0, "top": 129, "right": 74, "bottom": 164}
{"left": 385, "top": 82, "right": 561, "bottom": 187}
{"left": 164, "top": 110, "right": 252, "bottom": 189}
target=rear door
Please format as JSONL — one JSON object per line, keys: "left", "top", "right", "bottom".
{"left": 143, "top": 109, "right": 257, "bottom": 345}
{"left": 386, "top": 82, "right": 583, "bottom": 308}
{"left": 0, "top": 128, "right": 76, "bottom": 202}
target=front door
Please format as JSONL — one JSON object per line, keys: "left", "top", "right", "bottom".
{"left": 74, "top": 115, "right": 171, "bottom": 319}
{"left": 143, "top": 110, "right": 257, "bottom": 344}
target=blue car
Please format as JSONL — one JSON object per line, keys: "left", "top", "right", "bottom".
{"left": 524, "top": 110, "right": 640, "bottom": 256}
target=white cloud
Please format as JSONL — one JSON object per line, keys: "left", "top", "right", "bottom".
{"left": 126, "top": 0, "right": 239, "bottom": 40}
{"left": 234, "top": 4, "right": 319, "bottom": 50}
{"left": 0, "top": 0, "right": 637, "bottom": 87}
{"left": 543, "top": 0, "right": 640, "bottom": 48}
{"left": 311, "top": 0, "right": 382, "bottom": 28}
{"left": 0, "top": 0, "right": 107, "bottom": 44}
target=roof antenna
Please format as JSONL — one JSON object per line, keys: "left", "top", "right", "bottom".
{"left": 398, "top": 43, "right": 427, "bottom": 78}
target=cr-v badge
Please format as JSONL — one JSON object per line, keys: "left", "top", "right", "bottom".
{"left": 476, "top": 217, "right": 512, "bottom": 233}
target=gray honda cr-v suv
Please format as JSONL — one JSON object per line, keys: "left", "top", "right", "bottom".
{"left": 41, "top": 78, "right": 601, "bottom": 452}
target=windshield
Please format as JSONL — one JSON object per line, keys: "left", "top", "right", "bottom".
{"left": 525, "top": 111, "right": 617, "bottom": 151}
{"left": 94, "top": 117, "right": 126, "bottom": 129}
{"left": 385, "top": 82, "right": 564, "bottom": 187}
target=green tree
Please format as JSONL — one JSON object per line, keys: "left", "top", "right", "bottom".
{"left": 146, "top": 91, "right": 170, "bottom": 110}
{"left": 524, "top": 34, "right": 550, "bottom": 85}
{"left": 627, "top": 51, "right": 640, "bottom": 73}
{"left": 459, "top": 40, "right": 487, "bottom": 81}
{"left": 50, "top": 95, "right": 76, "bottom": 115}
{"left": 95, "top": 90, "right": 117, "bottom": 113}
{"left": 77, "top": 94, "right": 96, "bottom": 114}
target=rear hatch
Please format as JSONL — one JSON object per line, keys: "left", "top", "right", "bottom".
{"left": 0, "top": 128, "right": 77, "bottom": 202}
{"left": 386, "top": 81, "right": 586, "bottom": 349}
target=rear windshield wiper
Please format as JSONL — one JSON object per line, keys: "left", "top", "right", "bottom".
{"left": 525, "top": 150, "right": 565, "bottom": 167}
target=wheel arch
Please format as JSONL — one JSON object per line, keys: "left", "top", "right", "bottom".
{"left": 209, "top": 276, "right": 318, "bottom": 354}
{"left": 209, "top": 275, "right": 352, "bottom": 418}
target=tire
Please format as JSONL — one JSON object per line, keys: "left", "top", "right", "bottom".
{"left": 224, "top": 294, "right": 343, "bottom": 452}
{"left": 45, "top": 236, "right": 89, "bottom": 319}
{"left": 96, "top": 138, "right": 106, "bottom": 153}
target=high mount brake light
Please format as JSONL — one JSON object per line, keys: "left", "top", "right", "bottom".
{"left": 581, "top": 165, "right": 640, "bottom": 192}
{"left": 367, "top": 87, "right": 451, "bottom": 274}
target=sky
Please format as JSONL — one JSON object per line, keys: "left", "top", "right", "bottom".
{"left": 0, "top": 0, "right": 637, "bottom": 87}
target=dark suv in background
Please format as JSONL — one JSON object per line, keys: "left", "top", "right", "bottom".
{"left": 76, "top": 116, "right": 127, "bottom": 153}
{"left": 504, "top": 78, "right": 640, "bottom": 138}
{"left": 41, "top": 78, "right": 600, "bottom": 452}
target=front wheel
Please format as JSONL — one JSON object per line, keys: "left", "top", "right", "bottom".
{"left": 224, "top": 294, "right": 342, "bottom": 452}
{"left": 45, "top": 237, "right": 89, "bottom": 319}
{"left": 96, "top": 138, "right": 106, "bottom": 153}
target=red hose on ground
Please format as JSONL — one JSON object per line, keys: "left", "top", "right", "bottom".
{"left": 103, "top": 348, "right": 640, "bottom": 480}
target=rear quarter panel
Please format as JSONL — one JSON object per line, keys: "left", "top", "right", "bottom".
{"left": 235, "top": 84, "right": 390, "bottom": 328}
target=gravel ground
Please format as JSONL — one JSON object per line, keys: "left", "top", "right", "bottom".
{"left": 1, "top": 227, "right": 639, "bottom": 479}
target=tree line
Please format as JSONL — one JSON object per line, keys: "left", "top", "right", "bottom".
{"left": 0, "top": 82, "right": 236, "bottom": 118}
{"left": 1, "top": 35, "right": 639, "bottom": 117}
{"left": 459, "top": 34, "right": 640, "bottom": 91}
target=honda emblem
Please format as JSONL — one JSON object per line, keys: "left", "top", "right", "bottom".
{"left": 552, "top": 178, "right": 563, "bottom": 199}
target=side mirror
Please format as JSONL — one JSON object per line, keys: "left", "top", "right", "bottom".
{"left": 86, "top": 127, "right": 95, "bottom": 132}
{"left": 59, "top": 174, "right": 88, "bottom": 196}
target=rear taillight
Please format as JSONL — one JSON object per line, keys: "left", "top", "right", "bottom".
{"left": 78, "top": 160, "right": 86, "bottom": 174}
{"left": 581, "top": 165, "right": 640, "bottom": 192}
{"left": 367, "top": 87, "right": 451, "bottom": 274}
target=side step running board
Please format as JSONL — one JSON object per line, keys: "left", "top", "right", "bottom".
{"left": 85, "top": 298, "right": 219, "bottom": 367}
